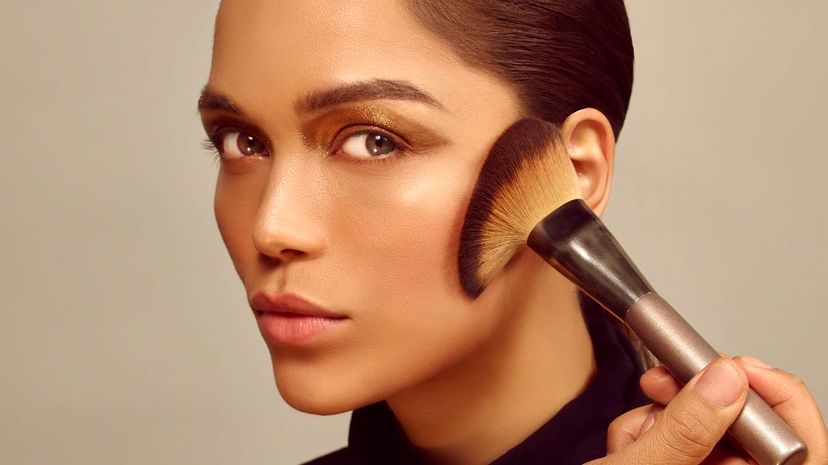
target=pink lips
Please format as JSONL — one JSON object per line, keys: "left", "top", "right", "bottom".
{"left": 250, "top": 291, "right": 349, "bottom": 346}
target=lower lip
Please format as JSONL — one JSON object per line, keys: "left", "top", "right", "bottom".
{"left": 256, "top": 312, "right": 348, "bottom": 346}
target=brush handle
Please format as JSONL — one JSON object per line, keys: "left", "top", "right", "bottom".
{"left": 625, "top": 292, "right": 808, "bottom": 465}
{"left": 527, "top": 199, "right": 808, "bottom": 465}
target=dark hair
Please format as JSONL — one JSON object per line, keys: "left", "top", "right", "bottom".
{"left": 402, "top": 0, "right": 634, "bottom": 141}
{"left": 403, "top": 0, "right": 657, "bottom": 369}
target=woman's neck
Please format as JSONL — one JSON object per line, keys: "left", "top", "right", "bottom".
{"left": 386, "top": 262, "right": 597, "bottom": 465}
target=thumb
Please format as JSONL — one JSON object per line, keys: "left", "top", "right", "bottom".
{"left": 627, "top": 358, "right": 749, "bottom": 464}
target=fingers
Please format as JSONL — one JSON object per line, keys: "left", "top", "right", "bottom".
{"left": 640, "top": 365, "right": 680, "bottom": 405}
{"left": 606, "top": 404, "right": 653, "bottom": 453}
{"left": 640, "top": 351, "right": 731, "bottom": 406}
{"left": 734, "top": 356, "right": 828, "bottom": 463}
{"left": 640, "top": 355, "right": 828, "bottom": 464}
{"left": 623, "top": 357, "right": 749, "bottom": 464}
{"left": 637, "top": 404, "right": 663, "bottom": 436}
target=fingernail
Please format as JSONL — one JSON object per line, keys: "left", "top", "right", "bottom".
{"left": 646, "top": 366, "right": 669, "bottom": 379}
{"left": 739, "top": 355, "right": 772, "bottom": 369}
{"left": 639, "top": 409, "right": 657, "bottom": 435}
{"left": 696, "top": 359, "right": 743, "bottom": 407}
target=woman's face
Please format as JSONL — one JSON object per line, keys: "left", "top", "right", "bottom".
{"left": 201, "top": 0, "right": 536, "bottom": 414}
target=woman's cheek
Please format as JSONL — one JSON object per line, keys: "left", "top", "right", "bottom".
{"left": 214, "top": 169, "right": 269, "bottom": 283}
{"left": 331, "top": 154, "right": 473, "bottom": 274}
{"left": 330, "top": 162, "right": 489, "bottom": 380}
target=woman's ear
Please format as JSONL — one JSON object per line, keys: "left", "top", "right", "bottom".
{"left": 559, "top": 108, "right": 616, "bottom": 217}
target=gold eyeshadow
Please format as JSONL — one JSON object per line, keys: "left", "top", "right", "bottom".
{"left": 300, "top": 104, "right": 451, "bottom": 155}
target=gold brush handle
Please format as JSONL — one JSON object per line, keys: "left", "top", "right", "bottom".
{"left": 625, "top": 292, "right": 808, "bottom": 465}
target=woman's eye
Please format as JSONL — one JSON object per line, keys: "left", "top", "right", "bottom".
{"left": 218, "top": 131, "right": 268, "bottom": 159}
{"left": 339, "top": 131, "right": 398, "bottom": 160}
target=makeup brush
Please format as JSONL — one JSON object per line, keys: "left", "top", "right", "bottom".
{"left": 458, "top": 117, "right": 807, "bottom": 465}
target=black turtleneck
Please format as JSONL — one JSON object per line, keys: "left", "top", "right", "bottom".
{"left": 303, "top": 294, "right": 650, "bottom": 465}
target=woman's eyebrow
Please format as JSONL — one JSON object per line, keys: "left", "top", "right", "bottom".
{"left": 197, "top": 87, "right": 244, "bottom": 115}
{"left": 197, "top": 78, "right": 447, "bottom": 117}
{"left": 294, "top": 78, "right": 447, "bottom": 115}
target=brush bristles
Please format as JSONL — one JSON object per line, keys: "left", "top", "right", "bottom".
{"left": 458, "top": 118, "right": 582, "bottom": 298}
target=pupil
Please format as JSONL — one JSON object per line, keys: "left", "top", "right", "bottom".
{"left": 238, "top": 134, "right": 262, "bottom": 155}
{"left": 366, "top": 133, "right": 394, "bottom": 156}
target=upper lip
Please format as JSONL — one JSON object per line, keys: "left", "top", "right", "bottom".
{"left": 250, "top": 291, "right": 347, "bottom": 319}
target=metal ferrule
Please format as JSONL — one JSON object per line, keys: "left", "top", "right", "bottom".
{"left": 526, "top": 198, "right": 807, "bottom": 465}
{"left": 527, "top": 198, "right": 653, "bottom": 321}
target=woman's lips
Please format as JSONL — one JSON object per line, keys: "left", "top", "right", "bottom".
{"left": 255, "top": 312, "right": 348, "bottom": 346}
{"left": 250, "top": 291, "right": 349, "bottom": 346}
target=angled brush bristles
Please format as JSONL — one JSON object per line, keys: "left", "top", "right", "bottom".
{"left": 458, "top": 118, "right": 582, "bottom": 298}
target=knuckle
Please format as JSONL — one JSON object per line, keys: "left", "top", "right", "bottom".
{"left": 769, "top": 370, "right": 811, "bottom": 408}
{"left": 607, "top": 416, "right": 624, "bottom": 438}
{"left": 607, "top": 405, "right": 649, "bottom": 437}
{"left": 790, "top": 374, "right": 807, "bottom": 389}
{"left": 788, "top": 374, "right": 811, "bottom": 400}
{"left": 606, "top": 407, "right": 647, "bottom": 450}
{"left": 659, "top": 408, "right": 717, "bottom": 458}
{"left": 774, "top": 367, "right": 807, "bottom": 387}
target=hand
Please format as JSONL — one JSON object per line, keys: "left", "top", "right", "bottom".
{"left": 586, "top": 355, "right": 828, "bottom": 465}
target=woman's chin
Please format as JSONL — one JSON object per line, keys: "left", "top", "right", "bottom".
{"left": 276, "top": 383, "right": 371, "bottom": 415}
{"left": 272, "top": 368, "right": 381, "bottom": 415}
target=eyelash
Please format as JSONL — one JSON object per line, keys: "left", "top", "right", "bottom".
{"left": 201, "top": 125, "right": 411, "bottom": 165}
{"left": 202, "top": 137, "right": 223, "bottom": 163}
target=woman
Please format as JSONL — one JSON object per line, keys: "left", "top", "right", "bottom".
{"left": 197, "top": 1, "right": 827, "bottom": 464}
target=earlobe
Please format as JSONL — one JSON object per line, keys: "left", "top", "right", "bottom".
{"left": 559, "top": 108, "right": 616, "bottom": 217}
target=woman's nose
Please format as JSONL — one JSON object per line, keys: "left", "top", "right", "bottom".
{"left": 251, "top": 167, "right": 327, "bottom": 263}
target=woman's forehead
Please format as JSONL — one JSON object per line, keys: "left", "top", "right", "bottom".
{"left": 209, "top": 0, "right": 496, "bottom": 116}
{"left": 212, "top": 1, "right": 451, "bottom": 77}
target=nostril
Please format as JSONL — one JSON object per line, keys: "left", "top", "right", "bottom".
{"left": 257, "top": 247, "right": 305, "bottom": 267}
{"left": 259, "top": 241, "right": 307, "bottom": 266}
{"left": 279, "top": 248, "right": 304, "bottom": 259}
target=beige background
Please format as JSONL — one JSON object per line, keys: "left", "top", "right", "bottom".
{"left": 1, "top": 1, "right": 825, "bottom": 464}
